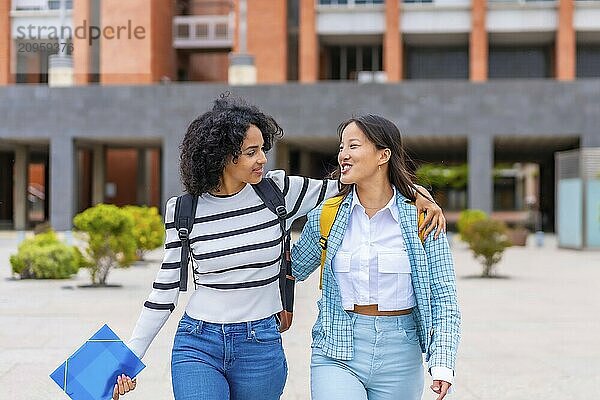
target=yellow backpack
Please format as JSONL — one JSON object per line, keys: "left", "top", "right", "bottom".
{"left": 318, "top": 196, "right": 426, "bottom": 290}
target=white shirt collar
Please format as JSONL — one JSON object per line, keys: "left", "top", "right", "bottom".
{"left": 351, "top": 186, "right": 399, "bottom": 222}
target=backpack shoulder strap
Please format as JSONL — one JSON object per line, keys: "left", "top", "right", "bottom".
{"left": 318, "top": 196, "right": 345, "bottom": 290}
{"left": 252, "top": 178, "right": 287, "bottom": 220}
{"left": 417, "top": 210, "right": 426, "bottom": 243}
{"left": 174, "top": 193, "right": 198, "bottom": 292}
{"left": 252, "top": 178, "right": 295, "bottom": 317}
{"left": 407, "top": 201, "right": 427, "bottom": 243}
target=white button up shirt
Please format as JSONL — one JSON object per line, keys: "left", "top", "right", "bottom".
{"left": 332, "top": 186, "right": 417, "bottom": 312}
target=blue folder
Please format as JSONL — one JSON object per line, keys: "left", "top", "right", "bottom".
{"left": 50, "top": 324, "right": 145, "bottom": 400}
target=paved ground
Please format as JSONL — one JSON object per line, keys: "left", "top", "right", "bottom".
{"left": 1, "top": 231, "right": 599, "bottom": 400}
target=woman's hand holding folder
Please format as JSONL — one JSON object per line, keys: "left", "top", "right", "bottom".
{"left": 112, "top": 374, "right": 136, "bottom": 399}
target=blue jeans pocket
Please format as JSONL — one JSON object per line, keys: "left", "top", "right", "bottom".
{"left": 398, "top": 325, "right": 420, "bottom": 345}
{"left": 250, "top": 323, "right": 281, "bottom": 344}
{"left": 176, "top": 316, "right": 197, "bottom": 335}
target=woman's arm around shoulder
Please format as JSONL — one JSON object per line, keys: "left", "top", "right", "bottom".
{"left": 266, "top": 170, "right": 338, "bottom": 223}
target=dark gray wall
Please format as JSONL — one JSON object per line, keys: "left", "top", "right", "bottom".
{"left": 1, "top": 81, "right": 599, "bottom": 228}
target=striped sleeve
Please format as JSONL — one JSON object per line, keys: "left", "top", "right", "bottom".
{"left": 127, "top": 196, "right": 183, "bottom": 359}
{"left": 266, "top": 170, "right": 339, "bottom": 227}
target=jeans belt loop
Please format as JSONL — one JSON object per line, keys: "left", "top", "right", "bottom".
{"left": 196, "top": 320, "right": 203, "bottom": 335}
{"left": 246, "top": 321, "right": 253, "bottom": 340}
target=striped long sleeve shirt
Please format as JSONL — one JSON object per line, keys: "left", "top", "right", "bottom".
{"left": 127, "top": 170, "right": 339, "bottom": 358}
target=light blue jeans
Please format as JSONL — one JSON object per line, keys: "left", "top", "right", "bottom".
{"left": 171, "top": 313, "right": 288, "bottom": 400}
{"left": 311, "top": 312, "right": 424, "bottom": 400}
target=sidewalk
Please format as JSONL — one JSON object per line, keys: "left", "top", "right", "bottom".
{"left": 1, "top": 233, "right": 599, "bottom": 399}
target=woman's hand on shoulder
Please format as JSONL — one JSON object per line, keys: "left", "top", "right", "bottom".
{"left": 112, "top": 374, "right": 136, "bottom": 400}
{"left": 414, "top": 186, "right": 446, "bottom": 240}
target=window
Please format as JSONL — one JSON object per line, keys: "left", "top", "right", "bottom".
{"left": 489, "top": 46, "right": 552, "bottom": 79}
{"left": 405, "top": 46, "right": 469, "bottom": 79}
{"left": 323, "top": 44, "right": 382, "bottom": 80}
{"left": 577, "top": 45, "right": 600, "bottom": 78}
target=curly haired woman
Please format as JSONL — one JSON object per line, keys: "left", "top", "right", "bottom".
{"left": 111, "top": 97, "right": 446, "bottom": 400}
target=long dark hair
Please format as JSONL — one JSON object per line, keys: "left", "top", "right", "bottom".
{"left": 179, "top": 95, "right": 283, "bottom": 196}
{"left": 331, "top": 114, "right": 428, "bottom": 202}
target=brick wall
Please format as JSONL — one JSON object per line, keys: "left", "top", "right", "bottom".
{"left": 246, "top": 0, "right": 287, "bottom": 83}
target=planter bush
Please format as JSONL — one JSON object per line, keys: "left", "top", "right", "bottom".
{"left": 73, "top": 204, "right": 137, "bottom": 286}
{"left": 10, "top": 231, "right": 87, "bottom": 279}
{"left": 507, "top": 226, "right": 529, "bottom": 246}
{"left": 457, "top": 209, "right": 488, "bottom": 242}
{"left": 463, "top": 219, "right": 512, "bottom": 277}
{"left": 123, "top": 205, "right": 164, "bottom": 260}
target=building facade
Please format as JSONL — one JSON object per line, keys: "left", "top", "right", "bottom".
{"left": 0, "top": 0, "right": 599, "bottom": 232}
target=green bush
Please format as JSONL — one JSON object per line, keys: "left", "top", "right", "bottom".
{"left": 415, "top": 164, "right": 468, "bottom": 189}
{"left": 462, "top": 219, "right": 512, "bottom": 277}
{"left": 9, "top": 231, "right": 86, "bottom": 279}
{"left": 457, "top": 209, "right": 488, "bottom": 242}
{"left": 123, "top": 205, "right": 164, "bottom": 260}
{"left": 73, "top": 204, "right": 137, "bottom": 286}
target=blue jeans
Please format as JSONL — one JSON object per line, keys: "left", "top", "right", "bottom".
{"left": 171, "top": 313, "right": 288, "bottom": 400}
{"left": 311, "top": 312, "right": 424, "bottom": 400}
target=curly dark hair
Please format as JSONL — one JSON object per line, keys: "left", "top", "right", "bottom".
{"left": 179, "top": 96, "right": 284, "bottom": 196}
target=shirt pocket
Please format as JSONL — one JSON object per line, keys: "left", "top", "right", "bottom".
{"left": 332, "top": 251, "right": 354, "bottom": 307}
{"left": 377, "top": 252, "right": 412, "bottom": 310}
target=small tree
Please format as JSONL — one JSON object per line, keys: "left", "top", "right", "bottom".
{"left": 73, "top": 204, "right": 137, "bottom": 286}
{"left": 463, "top": 219, "right": 512, "bottom": 277}
{"left": 457, "top": 209, "right": 488, "bottom": 242}
{"left": 10, "top": 231, "right": 87, "bottom": 279}
{"left": 123, "top": 205, "right": 164, "bottom": 260}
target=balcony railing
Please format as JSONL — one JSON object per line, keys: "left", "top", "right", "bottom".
{"left": 12, "top": 0, "right": 72, "bottom": 11}
{"left": 173, "top": 15, "right": 234, "bottom": 49}
{"left": 318, "top": 0, "right": 384, "bottom": 6}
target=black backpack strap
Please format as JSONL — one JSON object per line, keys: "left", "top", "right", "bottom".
{"left": 252, "top": 178, "right": 294, "bottom": 314}
{"left": 174, "top": 193, "right": 198, "bottom": 292}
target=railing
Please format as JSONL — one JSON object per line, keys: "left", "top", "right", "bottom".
{"left": 173, "top": 15, "right": 234, "bottom": 49}
{"left": 12, "top": 0, "right": 72, "bottom": 11}
{"left": 487, "top": 0, "right": 554, "bottom": 3}
{"left": 405, "top": 0, "right": 553, "bottom": 2}
{"left": 318, "top": 0, "right": 384, "bottom": 5}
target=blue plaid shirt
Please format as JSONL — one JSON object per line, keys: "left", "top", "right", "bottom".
{"left": 291, "top": 190, "right": 460, "bottom": 372}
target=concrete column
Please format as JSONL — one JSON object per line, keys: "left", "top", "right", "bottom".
{"left": 470, "top": 0, "right": 487, "bottom": 82}
{"left": 384, "top": 0, "right": 401, "bottom": 82}
{"left": 299, "top": 0, "right": 318, "bottom": 82}
{"left": 468, "top": 135, "right": 493, "bottom": 214}
{"left": 162, "top": 137, "right": 182, "bottom": 213}
{"left": 92, "top": 144, "right": 105, "bottom": 205}
{"left": 0, "top": 0, "right": 13, "bottom": 85}
{"left": 299, "top": 150, "right": 312, "bottom": 177}
{"left": 136, "top": 148, "right": 151, "bottom": 205}
{"left": 556, "top": 0, "right": 575, "bottom": 81}
{"left": 13, "top": 146, "right": 28, "bottom": 230}
{"left": 73, "top": 0, "right": 91, "bottom": 84}
{"left": 50, "top": 137, "right": 76, "bottom": 231}
{"left": 276, "top": 141, "right": 290, "bottom": 172}
{"left": 265, "top": 142, "right": 278, "bottom": 173}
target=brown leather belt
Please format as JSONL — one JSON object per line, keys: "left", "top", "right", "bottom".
{"left": 351, "top": 304, "right": 413, "bottom": 316}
